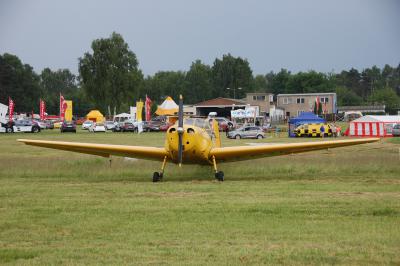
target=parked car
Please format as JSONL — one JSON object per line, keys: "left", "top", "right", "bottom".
{"left": 113, "top": 122, "right": 137, "bottom": 132}
{"left": 227, "top": 126, "right": 265, "bottom": 139}
{"left": 143, "top": 121, "right": 163, "bottom": 132}
{"left": 82, "top": 120, "right": 93, "bottom": 130}
{"left": 104, "top": 121, "right": 116, "bottom": 130}
{"left": 159, "top": 122, "right": 173, "bottom": 131}
{"left": 33, "top": 120, "right": 48, "bottom": 130}
{"left": 206, "top": 117, "right": 234, "bottom": 131}
{"left": 392, "top": 124, "right": 400, "bottom": 137}
{"left": 53, "top": 121, "right": 62, "bottom": 129}
{"left": 60, "top": 121, "right": 76, "bottom": 133}
{"left": 11, "top": 120, "right": 41, "bottom": 133}
{"left": 1, "top": 121, "right": 14, "bottom": 133}
{"left": 44, "top": 120, "right": 54, "bottom": 129}
{"left": 88, "top": 122, "right": 106, "bottom": 132}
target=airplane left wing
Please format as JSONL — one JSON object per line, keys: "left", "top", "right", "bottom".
{"left": 209, "top": 138, "right": 379, "bottom": 162}
{"left": 18, "top": 139, "right": 167, "bottom": 161}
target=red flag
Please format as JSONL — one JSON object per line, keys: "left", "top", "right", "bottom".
{"left": 40, "top": 99, "right": 46, "bottom": 120}
{"left": 8, "top": 97, "right": 14, "bottom": 121}
{"left": 145, "top": 95, "right": 152, "bottom": 121}
{"left": 60, "top": 93, "right": 67, "bottom": 121}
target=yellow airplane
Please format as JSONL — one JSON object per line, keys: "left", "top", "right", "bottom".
{"left": 18, "top": 95, "right": 379, "bottom": 182}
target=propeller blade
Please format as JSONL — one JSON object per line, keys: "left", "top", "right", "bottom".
{"left": 178, "top": 95, "right": 183, "bottom": 166}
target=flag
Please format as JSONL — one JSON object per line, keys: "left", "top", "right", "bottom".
{"left": 8, "top": 97, "right": 14, "bottom": 121}
{"left": 136, "top": 101, "right": 144, "bottom": 122}
{"left": 40, "top": 99, "right": 46, "bottom": 120}
{"left": 145, "top": 95, "right": 152, "bottom": 121}
{"left": 60, "top": 93, "right": 67, "bottom": 121}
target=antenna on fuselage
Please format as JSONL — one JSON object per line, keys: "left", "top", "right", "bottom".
{"left": 178, "top": 95, "right": 184, "bottom": 167}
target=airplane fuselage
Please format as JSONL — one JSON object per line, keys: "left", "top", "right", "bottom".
{"left": 165, "top": 125, "right": 214, "bottom": 164}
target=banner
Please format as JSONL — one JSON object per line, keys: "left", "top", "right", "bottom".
{"left": 145, "top": 95, "right": 152, "bottom": 121}
{"left": 64, "top": 101, "right": 73, "bottom": 121}
{"left": 59, "top": 93, "right": 67, "bottom": 121}
{"left": 231, "top": 107, "right": 256, "bottom": 118}
{"left": 40, "top": 99, "right": 46, "bottom": 120}
{"left": 8, "top": 97, "right": 14, "bottom": 121}
{"left": 136, "top": 101, "right": 143, "bottom": 122}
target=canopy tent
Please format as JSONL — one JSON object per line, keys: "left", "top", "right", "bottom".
{"left": 155, "top": 96, "right": 178, "bottom": 116}
{"left": 345, "top": 115, "right": 400, "bottom": 137}
{"left": 288, "top": 112, "right": 326, "bottom": 137}
{"left": 86, "top": 110, "right": 104, "bottom": 123}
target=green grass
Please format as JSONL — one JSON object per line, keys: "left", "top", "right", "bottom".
{"left": 0, "top": 130, "right": 399, "bottom": 265}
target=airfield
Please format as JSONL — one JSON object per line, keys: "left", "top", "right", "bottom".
{"left": 0, "top": 131, "right": 399, "bottom": 264}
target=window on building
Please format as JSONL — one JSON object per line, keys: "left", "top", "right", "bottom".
{"left": 296, "top": 98, "right": 305, "bottom": 104}
{"left": 320, "top": 97, "right": 329, "bottom": 103}
{"left": 253, "top": 95, "right": 266, "bottom": 101}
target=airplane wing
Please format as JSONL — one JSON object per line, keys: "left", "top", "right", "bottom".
{"left": 209, "top": 138, "right": 379, "bottom": 162}
{"left": 17, "top": 139, "right": 167, "bottom": 161}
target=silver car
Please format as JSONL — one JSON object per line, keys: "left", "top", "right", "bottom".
{"left": 392, "top": 124, "right": 400, "bottom": 137}
{"left": 227, "top": 126, "right": 265, "bottom": 139}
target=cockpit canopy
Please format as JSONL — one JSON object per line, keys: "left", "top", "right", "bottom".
{"left": 174, "top": 118, "right": 211, "bottom": 130}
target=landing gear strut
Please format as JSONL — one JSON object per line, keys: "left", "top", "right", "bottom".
{"left": 212, "top": 156, "right": 224, "bottom": 182}
{"left": 153, "top": 156, "right": 168, "bottom": 182}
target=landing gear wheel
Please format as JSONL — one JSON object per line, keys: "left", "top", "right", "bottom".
{"left": 153, "top": 172, "right": 162, "bottom": 182}
{"left": 215, "top": 171, "right": 224, "bottom": 182}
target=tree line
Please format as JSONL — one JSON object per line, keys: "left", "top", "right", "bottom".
{"left": 1, "top": 32, "right": 399, "bottom": 117}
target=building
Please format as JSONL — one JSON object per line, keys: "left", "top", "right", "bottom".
{"left": 245, "top": 93, "right": 274, "bottom": 116}
{"left": 193, "top": 97, "right": 249, "bottom": 117}
{"left": 277, "top": 93, "right": 337, "bottom": 118}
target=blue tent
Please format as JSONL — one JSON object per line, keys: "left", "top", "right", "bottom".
{"left": 288, "top": 112, "right": 326, "bottom": 137}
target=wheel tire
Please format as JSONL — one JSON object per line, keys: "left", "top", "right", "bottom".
{"left": 214, "top": 171, "right": 224, "bottom": 182}
{"left": 257, "top": 135, "right": 263, "bottom": 139}
{"left": 235, "top": 135, "right": 241, "bottom": 139}
{"left": 6, "top": 127, "right": 13, "bottom": 133}
{"left": 153, "top": 172, "right": 161, "bottom": 182}
{"left": 32, "top": 127, "right": 39, "bottom": 133}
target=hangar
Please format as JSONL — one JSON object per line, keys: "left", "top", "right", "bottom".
{"left": 193, "top": 97, "right": 248, "bottom": 117}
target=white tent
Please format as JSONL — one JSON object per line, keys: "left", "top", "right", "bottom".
{"left": 346, "top": 115, "right": 400, "bottom": 137}
{"left": 155, "top": 96, "right": 178, "bottom": 116}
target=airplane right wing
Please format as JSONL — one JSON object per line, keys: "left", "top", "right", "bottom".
{"left": 18, "top": 139, "right": 167, "bottom": 161}
{"left": 209, "top": 138, "right": 379, "bottom": 162}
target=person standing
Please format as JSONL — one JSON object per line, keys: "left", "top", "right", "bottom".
{"left": 331, "top": 124, "right": 337, "bottom": 137}
{"left": 320, "top": 124, "right": 325, "bottom": 138}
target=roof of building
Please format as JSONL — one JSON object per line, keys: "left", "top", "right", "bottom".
{"left": 194, "top": 97, "right": 247, "bottom": 106}
{"left": 277, "top": 92, "right": 336, "bottom": 97}
{"left": 246, "top": 92, "right": 273, "bottom": 95}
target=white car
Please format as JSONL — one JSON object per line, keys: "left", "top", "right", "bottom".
{"left": 104, "top": 121, "right": 116, "bottom": 130}
{"left": 88, "top": 122, "right": 106, "bottom": 132}
{"left": 82, "top": 120, "right": 93, "bottom": 130}
{"left": 11, "top": 120, "right": 41, "bottom": 133}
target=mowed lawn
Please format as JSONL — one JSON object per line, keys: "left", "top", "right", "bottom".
{"left": 0, "top": 130, "right": 399, "bottom": 265}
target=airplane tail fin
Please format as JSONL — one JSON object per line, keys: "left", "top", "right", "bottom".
{"left": 212, "top": 119, "right": 221, "bottom": 148}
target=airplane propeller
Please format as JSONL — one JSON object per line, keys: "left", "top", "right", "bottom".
{"left": 177, "top": 94, "right": 184, "bottom": 166}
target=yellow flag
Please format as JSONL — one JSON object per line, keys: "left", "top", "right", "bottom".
{"left": 136, "top": 101, "right": 143, "bottom": 122}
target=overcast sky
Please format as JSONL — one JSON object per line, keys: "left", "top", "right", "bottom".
{"left": 0, "top": 0, "right": 399, "bottom": 76}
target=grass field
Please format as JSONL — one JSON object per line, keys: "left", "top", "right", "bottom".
{"left": 0, "top": 130, "right": 399, "bottom": 265}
